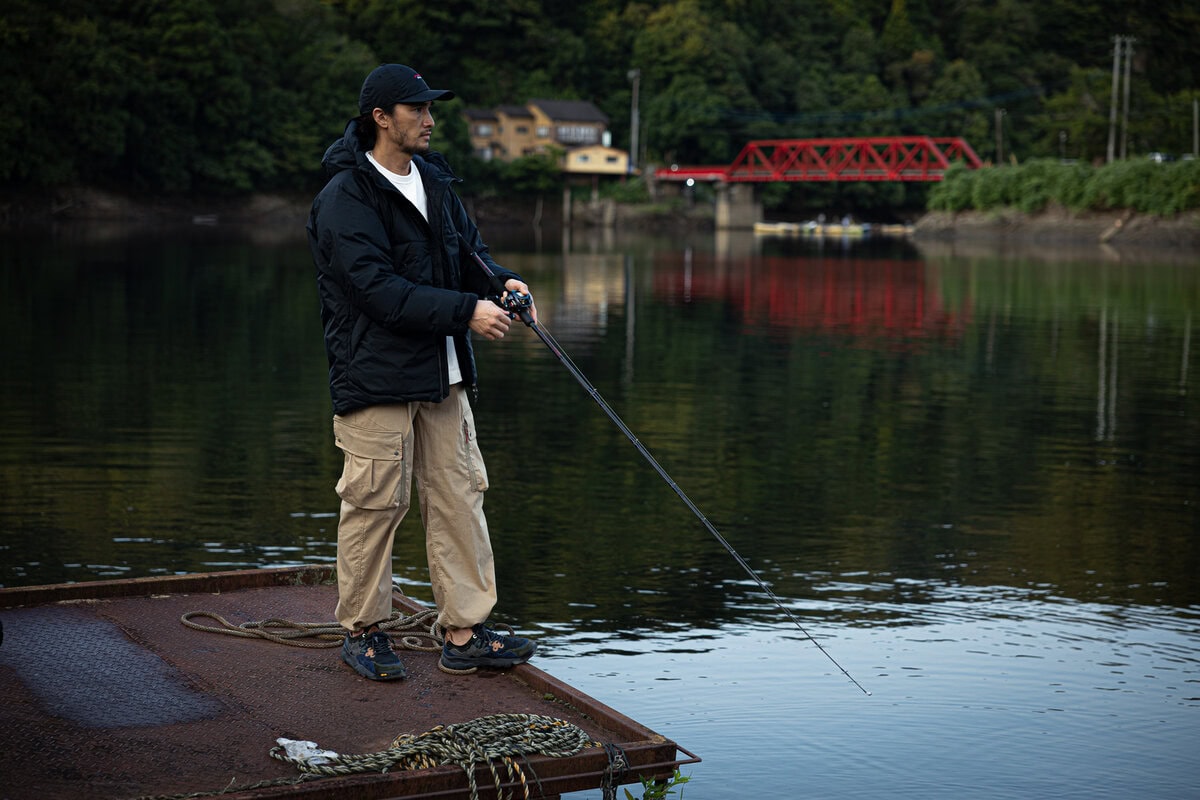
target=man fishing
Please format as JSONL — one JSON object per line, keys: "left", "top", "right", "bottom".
{"left": 307, "top": 63, "right": 537, "bottom": 680}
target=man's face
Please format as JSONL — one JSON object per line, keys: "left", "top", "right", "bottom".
{"left": 380, "top": 102, "right": 435, "bottom": 155}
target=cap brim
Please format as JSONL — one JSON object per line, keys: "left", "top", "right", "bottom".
{"left": 395, "top": 89, "right": 455, "bottom": 104}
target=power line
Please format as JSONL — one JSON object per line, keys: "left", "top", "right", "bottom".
{"left": 712, "top": 80, "right": 1070, "bottom": 125}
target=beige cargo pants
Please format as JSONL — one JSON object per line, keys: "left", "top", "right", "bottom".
{"left": 331, "top": 385, "right": 497, "bottom": 633}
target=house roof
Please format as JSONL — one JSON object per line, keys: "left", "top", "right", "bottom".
{"left": 495, "top": 105, "right": 535, "bottom": 118}
{"left": 463, "top": 108, "right": 498, "bottom": 121}
{"left": 529, "top": 99, "right": 609, "bottom": 124}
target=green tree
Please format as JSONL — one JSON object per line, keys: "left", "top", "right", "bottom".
{"left": 631, "top": 0, "right": 755, "bottom": 164}
{"left": 923, "top": 59, "right": 990, "bottom": 146}
{"left": 0, "top": 0, "right": 137, "bottom": 186}
{"left": 4, "top": 0, "right": 1200, "bottom": 200}
{"left": 502, "top": 152, "right": 563, "bottom": 196}
{"left": 1031, "top": 66, "right": 1112, "bottom": 164}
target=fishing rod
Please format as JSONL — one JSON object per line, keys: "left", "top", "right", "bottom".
{"left": 460, "top": 235, "right": 870, "bottom": 696}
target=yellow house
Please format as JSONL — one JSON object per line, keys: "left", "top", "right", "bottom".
{"left": 525, "top": 99, "right": 608, "bottom": 150}
{"left": 465, "top": 99, "right": 631, "bottom": 175}
{"left": 564, "top": 144, "right": 629, "bottom": 175}
{"left": 463, "top": 108, "right": 500, "bottom": 160}
{"left": 464, "top": 105, "right": 540, "bottom": 161}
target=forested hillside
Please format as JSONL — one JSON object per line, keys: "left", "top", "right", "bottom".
{"left": 2, "top": 0, "right": 1197, "bottom": 203}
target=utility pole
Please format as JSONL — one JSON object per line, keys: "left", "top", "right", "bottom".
{"left": 1106, "top": 36, "right": 1122, "bottom": 163}
{"left": 995, "top": 108, "right": 1006, "bottom": 164}
{"left": 627, "top": 69, "right": 640, "bottom": 175}
{"left": 1120, "top": 37, "right": 1135, "bottom": 160}
{"left": 1108, "top": 35, "right": 1136, "bottom": 162}
{"left": 1194, "top": 97, "right": 1198, "bottom": 158}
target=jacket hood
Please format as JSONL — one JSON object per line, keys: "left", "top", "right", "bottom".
{"left": 321, "top": 119, "right": 365, "bottom": 178}
{"left": 320, "top": 119, "right": 458, "bottom": 181}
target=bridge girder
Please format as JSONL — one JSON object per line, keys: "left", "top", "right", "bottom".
{"left": 657, "top": 136, "right": 982, "bottom": 183}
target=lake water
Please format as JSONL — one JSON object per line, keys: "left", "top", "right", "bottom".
{"left": 1, "top": 221, "right": 1197, "bottom": 798}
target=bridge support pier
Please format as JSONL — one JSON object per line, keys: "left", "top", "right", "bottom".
{"left": 715, "top": 183, "right": 761, "bottom": 230}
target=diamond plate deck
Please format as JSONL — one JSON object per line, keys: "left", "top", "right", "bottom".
{"left": 0, "top": 566, "right": 696, "bottom": 799}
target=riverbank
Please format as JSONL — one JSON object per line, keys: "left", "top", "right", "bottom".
{"left": 913, "top": 207, "right": 1200, "bottom": 249}
{"left": 4, "top": 187, "right": 1198, "bottom": 250}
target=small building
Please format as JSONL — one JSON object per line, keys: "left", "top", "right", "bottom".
{"left": 462, "top": 108, "right": 500, "bottom": 161}
{"left": 464, "top": 99, "right": 630, "bottom": 175}
{"left": 526, "top": 99, "right": 609, "bottom": 150}
{"left": 493, "top": 105, "right": 539, "bottom": 159}
{"left": 564, "top": 144, "right": 629, "bottom": 175}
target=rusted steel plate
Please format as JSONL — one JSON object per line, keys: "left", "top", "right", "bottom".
{"left": 0, "top": 567, "right": 697, "bottom": 799}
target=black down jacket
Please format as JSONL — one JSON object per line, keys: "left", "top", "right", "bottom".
{"left": 307, "top": 119, "right": 521, "bottom": 415}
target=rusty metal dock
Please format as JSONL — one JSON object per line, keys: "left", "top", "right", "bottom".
{"left": 0, "top": 566, "right": 696, "bottom": 799}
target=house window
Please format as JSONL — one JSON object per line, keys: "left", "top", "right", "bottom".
{"left": 536, "top": 125, "right": 550, "bottom": 137}
{"left": 556, "top": 125, "right": 599, "bottom": 145}
{"left": 606, "top": 156, "right": 619, "bottom": 163}
{"left": 475, "top": 124, "right": 493, "bottom": 136}
{"left": 578, "top": 155, "right": 590, "bottom": 162}
{"left": 516, "top": 125, "right": 529, "bottom": 134}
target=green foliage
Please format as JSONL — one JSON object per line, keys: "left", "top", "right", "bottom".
{"left": 1, "top": 0, "right": 373, "bottom": 193}
{"left": 2, "top": 0, "right": 1199, "bottom": 200}
{"left": 927, "top": 158, "right": 1200, "bottom": 214}
{"left": 625, "top": 769, "right": 691, "bottom": 800}
{"left": 602, "top": 177, "right": 652, "bottom": 204}
{"left": 1078, "top": 158, "right": 1178, "bottom": 213}
{"left": 501, "top": 153, "right": 563, "bottom": 196}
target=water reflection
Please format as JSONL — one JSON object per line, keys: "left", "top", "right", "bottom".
{"left": 1, "top": 222, "right": 1197, "bottom": 799}
{"left": 652, "top": 248, "right": 968, "bottom": 342}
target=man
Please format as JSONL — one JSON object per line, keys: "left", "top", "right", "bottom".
{"left": 307, "top": 63, "right": 537, "bottom": 680}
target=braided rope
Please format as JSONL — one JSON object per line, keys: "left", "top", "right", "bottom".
{"left": 270, "top": 713, "right": 596, "bottom": 800}
{"left": 179, "top": 608, "right": 443, "bottom": 652}
{"left": 180, "top": 610, "right": 529, "bottom": 676}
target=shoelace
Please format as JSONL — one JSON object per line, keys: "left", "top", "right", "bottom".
{"left": 366, "top": 629, "right": 398, "bottom": 658}
{"left": 474, "top": 625, "right": 527, "bottom": 655}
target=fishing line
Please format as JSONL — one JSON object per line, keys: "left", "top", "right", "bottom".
{"left": 461, "top": 236, "right": 871, "bottom": 696}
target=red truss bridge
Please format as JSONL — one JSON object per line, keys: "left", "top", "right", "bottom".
{"left": 656, "top": 137, "right": 982, "bottom": 183}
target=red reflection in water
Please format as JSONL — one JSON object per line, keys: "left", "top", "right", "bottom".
{"left": 653, "top": 252, "right": 970, "bottom": 344}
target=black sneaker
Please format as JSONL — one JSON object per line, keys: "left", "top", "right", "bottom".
{"left": 440, "top": 624, "right": 537, "bottom": 671}
{"left": 342, "top": 628, "right": 407, "bottom": 681}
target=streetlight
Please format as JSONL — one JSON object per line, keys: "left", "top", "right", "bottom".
{"left": 628, "top": 69, "right": 640, "bottom": 174}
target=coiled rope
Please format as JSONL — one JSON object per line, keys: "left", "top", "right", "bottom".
{"left": 180, "top": 609, "right": 530, "bottom": 676}
{"left": 172, "top": 606, "right": 633, "bottom": 798}
{"left": 180, "top": 608, "right": 442, "bottom": 650}
{"left": 270, "top": 713, "right": 596, "bottom": 800}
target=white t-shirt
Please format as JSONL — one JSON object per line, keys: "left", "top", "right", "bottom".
{"left": 367, "top": 151, "right": 462, "bottom": 385}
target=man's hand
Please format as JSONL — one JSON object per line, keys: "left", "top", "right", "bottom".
{"left": 470, "top": 279, "right": 538, "bottom": 340}
{"left": 470, "top": 299, "right": 513, "bottom": 340}
{"left": 502, "top": 279, "right": 538, "bottom": 325}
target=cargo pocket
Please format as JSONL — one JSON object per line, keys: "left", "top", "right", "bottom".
{"left": 459, "top": 396, "right": 490, "bottom": 493}
{"left": 333, "top": 414, "right": 410, "bottom": 510}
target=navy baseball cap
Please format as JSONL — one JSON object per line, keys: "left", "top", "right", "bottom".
{"left": 358, "top": 64, "right": 455, "bottom": 114}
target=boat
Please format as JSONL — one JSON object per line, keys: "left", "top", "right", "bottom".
{"left": 753, "top": 220, "right": 913, "bottom": 238}
{"left": 0, "top": 566, "right": 697, "bottom": 799}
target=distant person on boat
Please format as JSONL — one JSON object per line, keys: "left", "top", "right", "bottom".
{"left": 307, "top": 64, "right": 538, "bottom": 681}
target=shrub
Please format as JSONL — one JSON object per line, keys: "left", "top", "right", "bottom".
{"left": 927, "top": 158, "right": 1200, "bottom": 214}
{"left": 602, "top": 176, "right": 652, "bottom": 203}
{"left": 928, "top": 162, "right": 976, "bottom": 211}
{"left": 1013, "top": 159, "right": 1057, "bottom": 212}
{"left": 971, "top": 165, "right": 1023, "bottom": 210}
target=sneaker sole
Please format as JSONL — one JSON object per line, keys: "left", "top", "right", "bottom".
{"left": 440, "top": 643, "right": 537, "bottom": 671}
{"left": 342, "top": 647, "right": 407, "bottom": 681}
